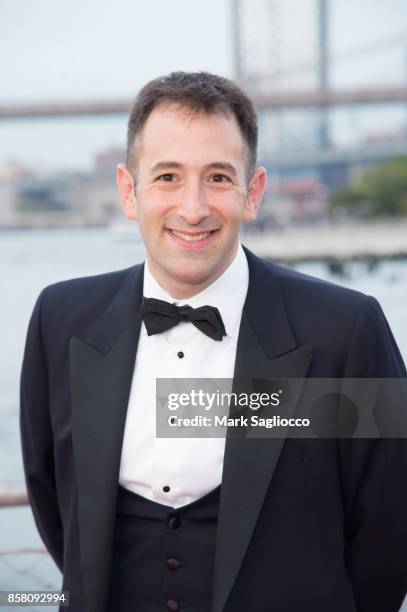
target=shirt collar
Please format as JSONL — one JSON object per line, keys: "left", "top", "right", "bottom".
{"left": 143, "top": 243, "right": 249, "bottom": 339}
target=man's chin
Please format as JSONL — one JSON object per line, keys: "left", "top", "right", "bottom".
{"left": 158, "top": 263, "right": 224, "bottom": 295}
{"left": 170, "top": 270, "right": 216, "bottom": 287}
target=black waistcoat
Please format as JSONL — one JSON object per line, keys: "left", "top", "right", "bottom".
{"left": 107, "top": 484, "right": 221, "bottom": 612}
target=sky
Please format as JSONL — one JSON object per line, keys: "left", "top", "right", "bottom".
{"left": 1, "top": 0, "right": 407, "bottom": 171}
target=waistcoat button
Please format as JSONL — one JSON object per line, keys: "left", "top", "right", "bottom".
{"left": 167, "top": 557, "right": 180, "bottom": 571}
{"left": 168, "top": 515, "right": 180, "bottom": 529}
{"left": 167, "top": 598, "right": 179, "bottom": 611}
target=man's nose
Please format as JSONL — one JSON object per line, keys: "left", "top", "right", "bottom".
{"left": 176, "top": 180, "right": 210, "bottom": 225}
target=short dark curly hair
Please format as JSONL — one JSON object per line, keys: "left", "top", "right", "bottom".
{"left": 126, "top": 71, "right": 258, "bottom": 180}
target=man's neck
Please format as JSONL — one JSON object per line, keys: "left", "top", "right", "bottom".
{"left": 146, "top": 244, "right": 240, "bottom": 300}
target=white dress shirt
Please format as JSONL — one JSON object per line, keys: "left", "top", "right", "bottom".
{"left": 119, "top": 243, "right": 249, "bottom": 508}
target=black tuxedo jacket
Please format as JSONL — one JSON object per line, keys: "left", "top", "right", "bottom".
{"left": 20, "top": 246, "right": 407, "bottom": 612}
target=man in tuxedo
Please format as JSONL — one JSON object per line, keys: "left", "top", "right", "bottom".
{"left": 20, "top": 71, "right": 407, "bottom": 612}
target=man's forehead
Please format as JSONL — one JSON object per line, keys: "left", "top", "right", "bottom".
{"left": 136, "top": 104, "right": 246, "bottom": 164}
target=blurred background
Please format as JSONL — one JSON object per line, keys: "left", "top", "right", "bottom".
{"left": 1, "top": 0, "right": 407, "bottom": 608}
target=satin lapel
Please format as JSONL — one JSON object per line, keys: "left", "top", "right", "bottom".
{"left": 69, "top": 263, "right": 144, "bottom": 612}
{"left": 212, "top": 247, "right": 313, "bottom": 612}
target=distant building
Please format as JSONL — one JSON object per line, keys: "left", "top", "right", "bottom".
{"left": 0, "top": 149, "right": 125, "bottom": 229}
{"left": 253, "top": 177, "right": 328, "bottom": 229}
{"left": 86, "top": 148, "right": 126, "bottom": 221}
{"left": 93, "top": 148, "right": 125, "bottom": 178}
{"left": 363, "top": 127, "right": 407, "bottom": 146}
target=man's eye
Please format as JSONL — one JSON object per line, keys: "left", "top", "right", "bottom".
{"left": 157, "top": 173, "right": 175, "bottom": 182}
{"left": 209, "top": 174, "right": 230, "bottom": 183}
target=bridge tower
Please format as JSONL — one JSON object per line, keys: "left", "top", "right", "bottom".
{"left": 231, "top": 0, "right": 330, "bottom": 180}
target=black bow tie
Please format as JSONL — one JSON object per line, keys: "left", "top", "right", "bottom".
{"left": 141, "top": 297, "right": 226, "bottom": 341}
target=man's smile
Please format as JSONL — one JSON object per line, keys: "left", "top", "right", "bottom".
{"left": 165, "top": 228, "right": 219, "bottom": 249}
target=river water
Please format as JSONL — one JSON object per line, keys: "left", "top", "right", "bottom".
{"left": 0, "top": 227, "right": 406, "bottom": 608}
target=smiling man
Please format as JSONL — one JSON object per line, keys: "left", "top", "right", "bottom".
{"left": 117, "top": 84, "right": 265, "bottom": 298}
{"left": 20, "top": 72, "right": 407, "bottom": 612}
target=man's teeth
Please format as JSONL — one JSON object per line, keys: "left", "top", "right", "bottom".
{"left": 171, "top": 230, "right": 212, "bottom": 242}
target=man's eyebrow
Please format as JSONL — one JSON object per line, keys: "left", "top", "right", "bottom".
{"left": 149, "top": 161, "right": 238, "bottom": 176}
{"left": 150, "top": 161, "right": 183, "bottom": 174}
{"left": 204, "top": 162, "right": 237, "bottom": 176}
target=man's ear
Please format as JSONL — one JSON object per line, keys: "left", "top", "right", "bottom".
{"left": 243, "top": 167, "right": 267, "bottom": 223}
{"left": 116, "top": 163, "right": 138, "bottom": 220}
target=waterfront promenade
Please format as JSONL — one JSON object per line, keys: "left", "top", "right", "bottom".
{"left": 243, "top": 220, "right": 407, "bottom": 263}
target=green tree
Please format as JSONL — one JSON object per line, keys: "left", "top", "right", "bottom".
{"left": 330, "top": 155, "right": 407, "bottom": 218}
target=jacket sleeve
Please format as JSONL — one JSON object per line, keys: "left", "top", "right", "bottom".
{"left": 20, "top": 288, "right": 63, "bottom": 572}
{"left": 339, "top": 296, "right": 407, "bottom": 612}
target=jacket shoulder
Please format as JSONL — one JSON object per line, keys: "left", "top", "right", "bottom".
{"left": 246, "top": 251, "right": 396, "bottom": 370}
{"left": 257, "top": 254, "right": 369, "bottom": 313}
{"left": 42, "top": 264, "right": 138, "bottom": 303}
{"left": 36, "top": 264, "right": 142, "bottom": 333}
{"left": 260, "top": 255, "right": 407, "bottom": 371}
